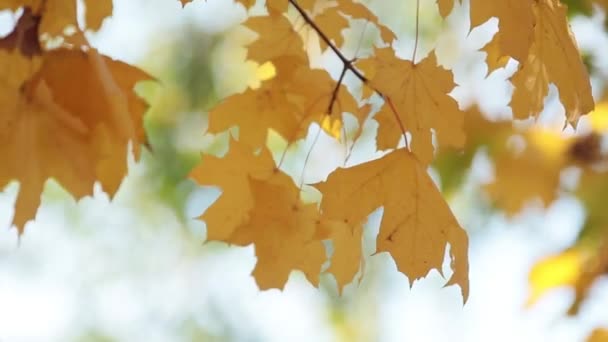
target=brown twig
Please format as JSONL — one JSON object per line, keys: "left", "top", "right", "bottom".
{"left": 288, "top": 0, "right": 409, "bottom": 150}
{"left": 288, "top": 0, "right": 367, "bottom": 83}
{"left": 327, "top": 65, "right": 348, "bottom": 114}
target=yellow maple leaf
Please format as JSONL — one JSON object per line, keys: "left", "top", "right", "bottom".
{"left": 189, "top": 140, "right": 277, "bottom": 241}
{"left": 310, "top": 5, "right": 349, "bottom": 50}
{"left": 335, "top": 0, "right": 395, "bottom": 44}
{"left": 316, "top": 149, "right": 469, "bottom": 302}
{"left": 229, "top": 174, "right": 326, "bottom": 290}
{"left": 359, "top": 49, "right": 465, "bottom": 165}
{"left": 245, "top": 9, "right": 308, "bottom": 64}
{"left": 315, "top": 218, "right": 364, "bottom": 292}
{"left": 480, "top": 33, "right": 511, "bottom": 73}
{"left": 208, "top": 56, "right": 358, "bottom": 146}
{"left": 470, "top": 0, "right": 534, "bottom": 63}
{"left": 510, "top": 0, "right": 594, "bottom": 125}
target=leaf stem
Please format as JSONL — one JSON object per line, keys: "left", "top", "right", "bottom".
{"left": 412, "top": 0, "right": 420, "bottom": 62}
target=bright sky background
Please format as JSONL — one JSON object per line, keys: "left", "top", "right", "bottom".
{"left": 1, "top": 0, "right": 608, "bottom": 341}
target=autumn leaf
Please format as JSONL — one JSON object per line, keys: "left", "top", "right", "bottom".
{"left": 208, "top": 57, "right": 358, "bottom": 146}
{"left": 510, "top": 0, "right": 594, "bottom": 125}
{"left": 485, "top": 129, "right": 569, "bottom": 214}
{"left": 244, "top": 10, "right": 308, "bottom": 63}
{"left": 0, "top": 47, "right": 150, "bottom": 232}
{"left": 188, "top": 139, "right": 277, "bottom": 241}
{"left": 229, "top": 174, "right": 326, "bottom": 290}
{"left": 83, "top": 0, "right": 113, "bottom": 30}
{"left": 436, "top": 0, "right": 457, "bottom": 17}
{"left": 316, "top": 218, "right": 364, "bottom": 292}
{"left": 527, "top": 248, "right": 587, "bottom": 306}
{"left": 588, "top": 328, "right": 608, "bottom": 342}
{"left": 316, "top": 149, "right": 469, "bottom": 302}
{"left": 470, "top": 0, "right": 534, "bottom": 63}
{"left": 1, "top": 0, "right": 112, "bottom": 38}
{"left": 359, "top": 49, "right": 465, "bottom": 165}
{"left": 480, "top": 34, "right": 511, "bottom": 73}
{"left": 0, "top": 8, "right": 41, "bottom": 57}
{"left": 335, "top": 0, "right": 395, "bottom": 44}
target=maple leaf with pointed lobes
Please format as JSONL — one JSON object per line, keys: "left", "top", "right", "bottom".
{"left": 316, "top": 149, "right": 469, "bottom": 302}
{"left": 208, "top": 56, "right": 358, "bottom": 147}
{"left": 310, "top": 4, "right": 349, "bottom": 50}
{"left": 510, "top": 0, "right": 594, "bottom": 125}
{"left": 334, "top": 0, "right": 396, "bottom": 44}
{"left": 481, "top": 34, "right": 511, "bottom": 74}
{"left": 315, "top": 219, "right": 364, "bottom": 293}
{"left": 229, "top": 174, "right": 326, "bottom": 290}
{"left": 470, "top": 0, "right": 534, "bottom": 64}
{"left": 358, "top": 49, "right": 465, "bottom": 165}
{"left": 0, "top": 17, "right": 150, "bottom": 232}
{"left": 188, "top": 139, "right": 277, "bottom": 241}
{"left": 244, "top": 10, "right": 308, "bottom": 64}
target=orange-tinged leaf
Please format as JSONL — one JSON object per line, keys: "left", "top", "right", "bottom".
{"left": 437, "top": 0, "right": 456, "bottom": 17}
{"left": 189, "top": 140, "right": 277, "bottom": 241}
{"left": 481, "top": 33, "right": 511, "bottom": 73}
{"left": 0, "top": 48, "right": 150, "bottom": 232}
{"left": 83, "top": 0, "right": 113, "bottom": 30}
{"left": 316, "top": 149, "right": 469, "bottom": 302}
{"left": 40, "top": 0, "right": 77, "bottom": 38}
{"left": 236, "top": 0, "right": 256, "bottom": 9}
{"left": 510, "top": 0, "right": 594, "bottom": 125}
{"left": 229, "top": 175, "right": 326, "bottom": 290}
{"left": 313, "top": 5, "right": 349, "bottom": 50}
{"left": 360, "top": 49, "right": 465, "bottom": 165}
{"left": 0, "top": 8, "right": 41, "bottom": 57}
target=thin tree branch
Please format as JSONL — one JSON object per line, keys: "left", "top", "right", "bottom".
{"left": 288, "top": 0, "right": 367, "bottom": 83}
{"left": 288, "top": 0, "right": 409, "bottom": 151}
{"left": 327, "top": 65, "right": 348, "bottom": 114}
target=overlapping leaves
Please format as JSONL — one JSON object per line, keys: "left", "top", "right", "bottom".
{"left": 1, "top": 0, "right": 597, "bottom": 303}
{"left": 0, "top": 2, "right": 149, "bottom": 232}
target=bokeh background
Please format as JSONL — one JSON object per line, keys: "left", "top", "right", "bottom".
{"left": 1, "top": 0, "right": 608, "bottom": 340}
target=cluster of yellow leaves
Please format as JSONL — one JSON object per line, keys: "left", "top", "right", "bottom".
{"left": 0, "top": 3, "right": 150, "bottom": 232}
{"left": 185, "top": 0, "right": 593, "bottom": 299}
{"left": 1, "top": 0, "right": 596, "bottom": 302}
{"left": 435, "top": 104, "right": 608, "bottom": 322}
{"left": 471, "top": 0, "right": 594, "bottom": 124}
